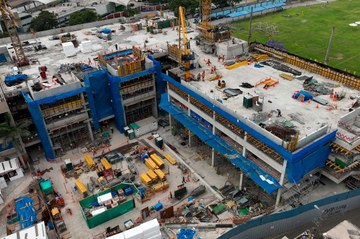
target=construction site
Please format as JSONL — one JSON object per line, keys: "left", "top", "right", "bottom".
{"left": 1, "top": 0, "right": 360, "bottom": 239}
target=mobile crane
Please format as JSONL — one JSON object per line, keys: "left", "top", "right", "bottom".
{"left": 0, "top": 0, "right": 29, "bottom": 66}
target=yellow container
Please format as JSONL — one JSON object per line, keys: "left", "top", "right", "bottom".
{"left": 147, "top": 169, "right": 158, "bottom": 181}
{"left": 145, "top": 158, "right": 159, "bottom": 170}
{"left": 164, "top": 153, "right": 177, "bottom": 165}
{"left": 140, "top": 173, "right": 152, "bottom": 186}
{"left": 150, "top": 154, "right": 165, "bottom": 168}
{"left": 154, "top": 169, "right": 166, "bottom": 181}
{"left": 75, "top": 179, "right": 87, "bottom": 195}
{"left": 101, "top": 158, "right": 112, "bottom": 170}
{"left": 84, "top": 154, "right": 95, "bottom": 169}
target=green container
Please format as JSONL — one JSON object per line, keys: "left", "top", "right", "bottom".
{"left": 39, "top": 179, "right": 53, "bottom": 195}
{"left": 129, "top": 123, "right": 140, "bottom": 130}
{"left": 155, "top": 137, "right": 163, "bottom": 148}
{"left": 128, "top": 129, "right": 135, "bottom": 140}
{"left": 213, "top": 203, "right": 226, "bottom": 215}
{"left": 243, "top": 94, "right": 253, "bottom": 108}
{"left": 146, "top": 26, "right": 154, "bottom": 33}
{"left": 335, "top": 158, "right": 347, "bottom": 168}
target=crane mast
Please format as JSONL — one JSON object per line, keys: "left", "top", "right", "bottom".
{"left": 179, "top": 6, "right": 192, "bottom": 81}
{"left": 0, "top": 0, "right": 29, "bottom": 66}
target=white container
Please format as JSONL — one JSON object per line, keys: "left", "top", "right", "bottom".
{"left": 80, "top": 40, "right": 92, "bottom": 53}
{"left": 62, "top": 42, "right": 77, "bottom": 57}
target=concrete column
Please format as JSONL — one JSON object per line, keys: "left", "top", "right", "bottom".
{"left": 211, "top": 148, "right": 215, "bottom": 167}
{"left": 187, "top": 94, "right": 191, "bottom": 147}
{"left": 275, "top": 160, "right": 288, "bottom": 208}
{"left": 87, "top": 121, "right": 94, "bottom": 142}
{"left": 169, "top": 114, "right": 172, "bottom": 129}
{"left": 188, "top": 130, "right": 192, "bottom": 147}
{"left": 242, "top": 132, "right": 247, "bottom": 156}
{"left": 239, "top": 172, "right": 244, "bottom": 190}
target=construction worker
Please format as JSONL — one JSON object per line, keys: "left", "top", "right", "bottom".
{"left": 197, "top": 72, "right": 201, "bottom": 81}
{"left": 207, "top": 59, "right": 211, "bottom": 66}
{"left": 213, "top": 65, "right": 217, "bottom": 74}
{"left": 218, "top": 55, "right": 221, "bottom": 62}
{"left": 211, "top": 66, "right": 214, "bottom": 74}
{"left": 201, "top": 71, "right": 205, "bottom": 81}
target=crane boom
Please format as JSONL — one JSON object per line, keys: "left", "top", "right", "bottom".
{"left": 0, "top": 0, "right": 29, "bottom": 66}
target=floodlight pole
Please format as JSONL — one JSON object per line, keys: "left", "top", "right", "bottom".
{"left": 247, "top": 7, "right": 254, "bottom": 44}
{"left": 324, "top": 26, "right": 335, "bottom": 65}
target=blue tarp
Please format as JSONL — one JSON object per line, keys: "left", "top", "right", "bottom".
{"left": 103, "top": 49, "right": 133, "bottom": 60}
{"left": 177, "top": 229, "right": 197, "bottom": 239}
{"left": 5, "top": 74, "right": 28, "bottom": 86}
{"left": 102, "top": 28, "right": 112, "bottom": 34}
{"left": 15, "top": 196, "right": 36, "bottom": 229}
{"left": 293, "top": 90, "right": 313, "bottom": 101}
{"left": 160, "top": 94, "right": 281, "bottom": 194}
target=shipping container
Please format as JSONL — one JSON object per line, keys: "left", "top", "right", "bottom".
{"left": 154, "top": 169, "right": 166, "bottom": 181}
{"left": 140, "top": 173, "right": 152, "bottom": 186}
{"left": 100, "top": 158, "right": 112, "bottom": 170}
{"left": 145, "top": 158, "right": 159, "bottom": 170}
{"left": 150, "top": 153, "right": 165, "bottom": 169}
{"left": 146, "top": 169, "right": 159, "bottom": 182}
{"left": 75, "top": 179, "right": 88, "bottom": 197}
{"left": 164, "top": 153, "right": 177, "bottom": 165}
{"left": 84, "top": 154, "right": 95, "bottom": 169}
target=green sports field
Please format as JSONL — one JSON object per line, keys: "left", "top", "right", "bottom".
{"left": 231, "top": 0, "right": 360, "bottom": 74}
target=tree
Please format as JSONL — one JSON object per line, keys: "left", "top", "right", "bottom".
{"left": 169, "top": 0, "right": 198, "bottom": 16}
{"left": 30, "top": 11, "right": 57, "bottom": 32}
{"left": 69, "top": 10, "right": 98, "bottom": 26}
{"left": 0, "top": 114, "right": 31, "bottom": 168}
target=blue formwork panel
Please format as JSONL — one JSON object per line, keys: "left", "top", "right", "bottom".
{"left": 103, "top": 49, "right": 133, "bottom": 60}
{"left": 109, "top": 78, "right": 125, "bottom": 132}
{"left": 84, "top": 70, "right": 114, "bottom": 129}
{"left": 22, "top": 92, "right": 55, "bottom": 160}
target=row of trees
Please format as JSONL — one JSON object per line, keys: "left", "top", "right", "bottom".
{"left": 30, "top": 9, "right": 98, "bottom": 32}
{"left": 29, "top": 0, "right": 244, "bottom": 32}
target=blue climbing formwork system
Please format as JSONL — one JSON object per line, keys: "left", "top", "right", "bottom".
{"left": 107, "top": 56, "right": 165, "bottom": 133}
{"left": 161, "top": 74, "right": 337, "bottom": 193}
{"left": 21, "top": 87, "right": 86, "bottom": 160}
{"left": 15, "top": 196, "right": 37, "bottom": 229}
{"left": 84, "top": 70, "right": 114, "bottom": 129}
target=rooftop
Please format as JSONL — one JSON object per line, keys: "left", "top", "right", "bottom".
{"left": 176, "top": 39, "right": 359, "bottom": 143}
{"left": 0, "top": 18, "right": 357, "bottom": 143}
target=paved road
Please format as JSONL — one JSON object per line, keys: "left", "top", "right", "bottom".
{"left": 271, "top": 206, "right": 360, "bottom": 238}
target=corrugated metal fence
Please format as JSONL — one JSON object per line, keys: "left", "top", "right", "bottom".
{"left": 219, "top": 189, "right": 360, "bottom": 239}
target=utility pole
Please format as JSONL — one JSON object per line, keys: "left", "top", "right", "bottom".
{"left": 324, "top": 26, "right": 335, "bottom": 65}
{"left": 247, "top": 7, "right": 254, "bottom": 44}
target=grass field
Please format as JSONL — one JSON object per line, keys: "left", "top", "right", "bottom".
{"left": 231, "top": 0, "right": 360, "bottom": 74}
